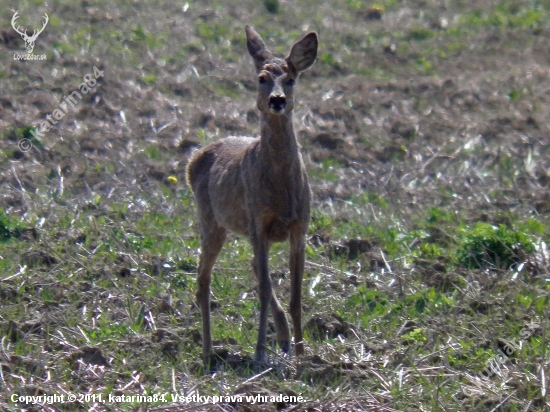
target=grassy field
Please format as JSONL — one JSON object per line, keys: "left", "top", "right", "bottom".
{"left": 1, "top": 0, "right": 550, "bottom": 410}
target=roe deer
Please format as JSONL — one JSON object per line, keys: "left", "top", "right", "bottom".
{"left": 186, "top": 25, "right": 318, "bottom": 365}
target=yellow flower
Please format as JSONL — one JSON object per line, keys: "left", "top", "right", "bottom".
{"left": 166, "top": 176, "right": 178, "bottom": 184}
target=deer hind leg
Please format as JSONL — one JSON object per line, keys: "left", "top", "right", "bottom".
{"left": 196, "top": 217, "right": 227, "bottom": 361}
{"left": 252, "top": 254, "right": 291, "bottom": 355}
{"left": 289, "top": 225, "right": 306, "bottom": 356}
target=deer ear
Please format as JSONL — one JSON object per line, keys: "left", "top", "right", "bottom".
{"left": 286, "top": 32, "right": 318, "bottom": 74}
{"left": 245, "top": 25, "right": 272, "bottom": 72}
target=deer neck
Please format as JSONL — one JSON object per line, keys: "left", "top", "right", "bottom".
{"left": 259, "top": 112, "right": 299, "bottom": 167}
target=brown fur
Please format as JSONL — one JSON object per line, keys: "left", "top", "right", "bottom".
{"left": 186, "top": 25, "right": 318, "bottom": 364}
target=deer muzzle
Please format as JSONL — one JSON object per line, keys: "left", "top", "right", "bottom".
{"left": 269, "top": 95, "right": 286, "bottom": 114}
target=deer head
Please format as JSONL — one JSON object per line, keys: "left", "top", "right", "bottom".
{"left": 11, "top": 11, "right": 49, "bottom": 54}
{"left": 245, "top": 26, "right": 317, "bottom": 116}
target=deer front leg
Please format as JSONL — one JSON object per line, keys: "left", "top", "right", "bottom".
{"left": 289, "top": 225, "right": 306, "bottom": 356}
{"left": 252, "top": 256, "right": 291, "bottom": 354}
{"left": 251, "top": 231, "right": 272, "bottom": 363}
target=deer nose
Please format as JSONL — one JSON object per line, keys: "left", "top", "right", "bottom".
{"left": 269, "top": 95, "right": 286, "bottom": 111}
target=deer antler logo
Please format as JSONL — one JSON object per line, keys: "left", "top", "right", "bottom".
{"left": 11, "top": 11, "right": 49, "bottom": 54}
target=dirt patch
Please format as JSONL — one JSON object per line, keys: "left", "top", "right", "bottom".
{"left": 296, "top": 355, "right": 369, "bottom": 385}
{"left": 305, "top": 313, "right": 352, "bottom": 340}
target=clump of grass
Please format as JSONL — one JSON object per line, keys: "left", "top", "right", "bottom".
{"left": 456, "top": 222, "right": 534, "bottom": 269}
{"left": 263, "top": 0, "right": 279, "bottom": 14}
{"left": 407, "top": 27, "right": 436, "bottom": 41}
{"left": 0, "top": 210, "right": 22, "bottom": 242}
{"left": 401, "top": 328, "right": 427, "bottom": 343}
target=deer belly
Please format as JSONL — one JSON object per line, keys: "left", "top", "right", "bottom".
{"left": 213, "top": 202, "right": 250, "bottom": 236}
{"left": 264, "top": 217, "right": 290, "bottom": 242}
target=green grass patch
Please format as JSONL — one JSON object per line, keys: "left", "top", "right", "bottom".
{"left": 0, "top": 210, "right": 23, "bottom": 242}
{"left": 457, "top": 222, "right": 535, "bottom": 269}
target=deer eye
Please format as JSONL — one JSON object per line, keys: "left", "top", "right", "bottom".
{"left": 286, "top": 79, "right": 296, "bottom": 87}
{"left": 259, "top": 76, "right": 267, "bottom": 84}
